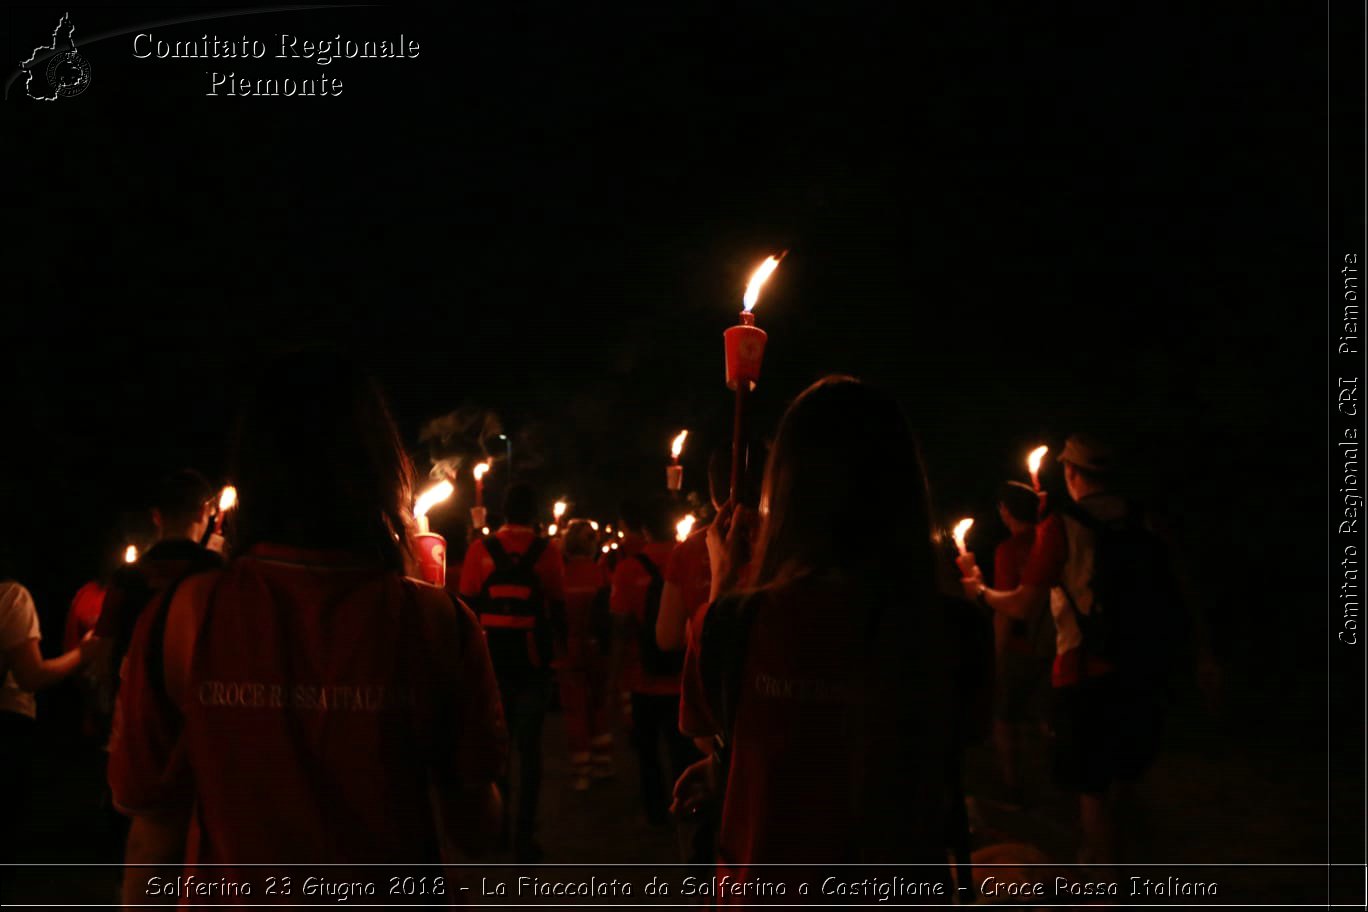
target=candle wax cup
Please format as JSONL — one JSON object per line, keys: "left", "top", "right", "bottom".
{"left": 470, "top": 506, "right": 488, "bottom": 530}
{"left": 666, "top": 465, "right": 683, "bottom": 491}
{"left": 724, "top": 322, "right": 767, "bottom": 391}
{"left": 414, "top": 532, "right": 447, "bottom": 588}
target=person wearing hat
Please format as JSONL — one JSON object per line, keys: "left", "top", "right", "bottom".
{"left": 958, "top": 433, "right": 1180, "bottom": 867}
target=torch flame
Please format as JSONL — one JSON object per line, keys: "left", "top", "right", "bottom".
{"left": 124, "top": 545, "right": 138, "bottom": 564}
{"left": 553, "top": 500, "right": 568, "bottom": 520}
{"left": 670, "top": 429, "right": 689, "bottom": 460}
{"left": 742, "top": 254, "right": 784, "bottom": 313}
{"left": 952, "top": 518, "right": 975, "bottom": 554}
{"left": 415, "top": 480, "right": 455, "bottom": 520}
{"left": 1027, "top": 446, "right": 1048, "bottom": 477}
{"left": 218, "top": 485, "right": 237, "bottom": 513}
{"left": 473, "top": 461, "right": 491, "bottom": 482}
{"left": 675, "top": 514, "right": 696, "bottom": 542}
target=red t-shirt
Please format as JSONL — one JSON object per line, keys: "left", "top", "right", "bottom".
{"left": 665, "top": 525, "right": 711, "bottom": 628}
{"left": 678, "top": 576, "right": 946, "bottom": 887}
{"left": 610, "top": 541, "right": 679, "bottom": 696}
{"left": 458, "top": 526, "right": 566, "bottom": 603}
{"left": 108, "top": 544, "right": 506, "bottom": 872}
{"left": 64, "top": 581, "right": 107, "bottom": 651}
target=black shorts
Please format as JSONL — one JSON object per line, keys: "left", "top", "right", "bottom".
{"left": 1050, "top": 674, "right": 1163, "bottom": 794}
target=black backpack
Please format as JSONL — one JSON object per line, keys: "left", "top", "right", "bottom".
{"left": 634, "top": 553, "right": 683, "bottom": 676}
{"left": 1061, "top": 502, "right": 1185, "bottom": 681}
{"left": 478, "top": 536, "right": 551, "bottom": 673}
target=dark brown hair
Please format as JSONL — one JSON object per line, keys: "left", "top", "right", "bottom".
{"left": 229, "top": 351, "right": 414, "bottom": 573}
{"left": 751, "top": 375, "right": 937, "bottom": 597}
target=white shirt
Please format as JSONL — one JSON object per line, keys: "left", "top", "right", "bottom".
{"left": 0, "top": 581, "right": 41, "bottom": 718}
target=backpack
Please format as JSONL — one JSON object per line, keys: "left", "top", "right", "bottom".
{"left": 634, "top": 553, "right": 683, "bottom": 677}
{"left": 1059, "top": 501, "right": 1185, "bottom": 681}
{"left": 478, "top": 536, "right": 551, "bottom": 674}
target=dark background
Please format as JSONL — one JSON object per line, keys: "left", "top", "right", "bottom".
{"left": 4, "top": 4, "right": 1321, "bottom": 700}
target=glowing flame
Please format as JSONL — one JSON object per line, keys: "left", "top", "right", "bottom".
{"left": 473, "top": 461, "right": 491, "bottom": 482}
{"left": 743, "top": 254, "right": 784, "bottom": 313}
{"left": 547, "top": 523, "right": 559, "bottom": 537}
{"left": 610, "top": 541, "right": 619, "bottom": 551}
{"left": 553, "top": 500, "right": 568, "bottom": 520}
{"left": 670, "top": 429, "right": 689, "bottom": 460}
{"left": 1027, "top": 446, "right": 1048, "bottom": 477}
{"left": 481, "top": 526, "right": 491, "bottom": 536}
{"left": 415, "top": 480, "right": 455, "bottom": 520}
{"left": 952, "top": 518, "right": 975, "bottom": 555}
{"left": 218, "top": 485, "right": 237, "bottom": 513}
{"left": 601, "top": 544, "right": 611, "bottom": 554}
{"left": 617, "top": 530, "right": 625, "bottom": 540}
{"left": 589, "top": 520, "right": 600, "bottom": 532}
{"left": 124, "top": 545, "right": 138, "bottom": 564}
{"left": 676, "top": 515, "right": 696, "bottom": 542}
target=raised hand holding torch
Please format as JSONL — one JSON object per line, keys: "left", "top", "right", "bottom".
{"left": 725, "top": 254, "right": 784, "bottom": 503}
{"left": 207, "top": 485, "right": 237, "bottom": 554}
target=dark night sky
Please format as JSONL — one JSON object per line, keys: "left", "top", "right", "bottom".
{"left": 4, "top": 3, "right": 1321, "bottom": 669}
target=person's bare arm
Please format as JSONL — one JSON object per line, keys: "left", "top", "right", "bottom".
{"left": 121, "top": 810, "right": 188, "bottom": 907}
{"left": 982, "top": 584, "right": 1049, "bottom": 622}
{"left": 3, "top": 638, "right": 86, "bottom": 692}
{"left": 656, "top": 582, "right": 689, "bottom": 652}
{"left": 958, "top": 555, "right": 1048, "bottom": 622}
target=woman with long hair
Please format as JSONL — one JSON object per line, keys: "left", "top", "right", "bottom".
{"left": 108, "top": 351, "right": 506, "bottom": 901}
{"left": 675, "top": 375, "right": 953, "bottom": 895}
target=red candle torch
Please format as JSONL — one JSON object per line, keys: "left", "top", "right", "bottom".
{"left": 725, "top": 253, "right": 784, "bottom": 501}
{"left": 1027, "top": 446, "right": 1048, "bottom": 492}
{"left": 471, "top": 460, "right": 491, "bottom": 530}
{"left": 667, "top": 429, "right": 688, "bottom": 491}
{"left": 414, "top": 480, "right": 455, "bottom": 587}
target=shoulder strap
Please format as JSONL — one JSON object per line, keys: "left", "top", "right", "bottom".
{"left": 145, "top": 568, "right": 223, "bottom": 718}
{"left": 634, "top": 552, "right": 662, "bottom": 582}
{"left": 483, "top": 536, "right": 511, "bottom": 571}
{"left": 518, "top": 537, "right": 549, "bottom": 572}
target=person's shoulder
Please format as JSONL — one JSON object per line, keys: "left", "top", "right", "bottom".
{"left": 160, "top": 567, "right": 227, "bottom": 672}
{"left": 405, "top": 577, "right": 461, "bottom": 615}
{"left": 403, "top": 578, "right": 482, "bottom": 651}
{"left": 164, "top": 568, "right": 224, "bottom": 621}
{"left": 0, "top": 580, "right": 34, "bottom": 615}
